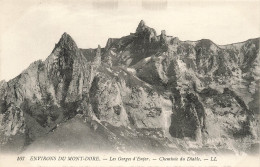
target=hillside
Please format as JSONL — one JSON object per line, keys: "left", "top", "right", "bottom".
{"left": 0, "top": 20, "right": 259, "bottom": 154}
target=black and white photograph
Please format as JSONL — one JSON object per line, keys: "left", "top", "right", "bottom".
{"left": 0, "top": 0, "right": 259, "bottom": 166}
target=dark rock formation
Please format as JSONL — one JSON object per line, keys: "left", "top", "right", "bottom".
{"left": 0, "top": 20, "right": 259, "bottom": 154}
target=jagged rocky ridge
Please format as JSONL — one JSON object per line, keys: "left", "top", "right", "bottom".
{"left": 0, "top": 20, "right": 259, "bottom": 154}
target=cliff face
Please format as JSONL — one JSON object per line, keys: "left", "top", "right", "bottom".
{"left": 0, "top": 21, "right": 259, "bottom": 154}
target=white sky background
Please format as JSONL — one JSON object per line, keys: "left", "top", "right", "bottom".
{"left": 0, "top": 0, "right": 260, "bottom": 81}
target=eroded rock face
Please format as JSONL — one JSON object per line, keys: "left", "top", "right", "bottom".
{"left": 0, "top": 21, "right": 259, "bottom": 154}
{"left": 0, "top": 104, "right": 25, "bottom": 136}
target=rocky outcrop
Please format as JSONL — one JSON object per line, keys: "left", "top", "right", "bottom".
{"left": 0, "top": 20, "right": 259, "bottom": 154}
{"left": 136, "top": 20, "right": 158, "bottom": 43}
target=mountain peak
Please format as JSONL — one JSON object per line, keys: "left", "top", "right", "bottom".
{"left": 56, "top": 32, "right": 78, "bottom": 50}
{"left": 139, "top": 20, "right": 146, "bottom": 27}
{"left": 136, "top": 20, "right": 147, "bottom": 33}
{"left": 60, "top": 32, "right": 73, "bottom": 41}
{"left": 62, "top": 32, "right": 68, "bottom": 37}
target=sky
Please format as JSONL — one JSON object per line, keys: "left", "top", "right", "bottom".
{"left": 1, "top": 0, "right": 260, "bottom": 81}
